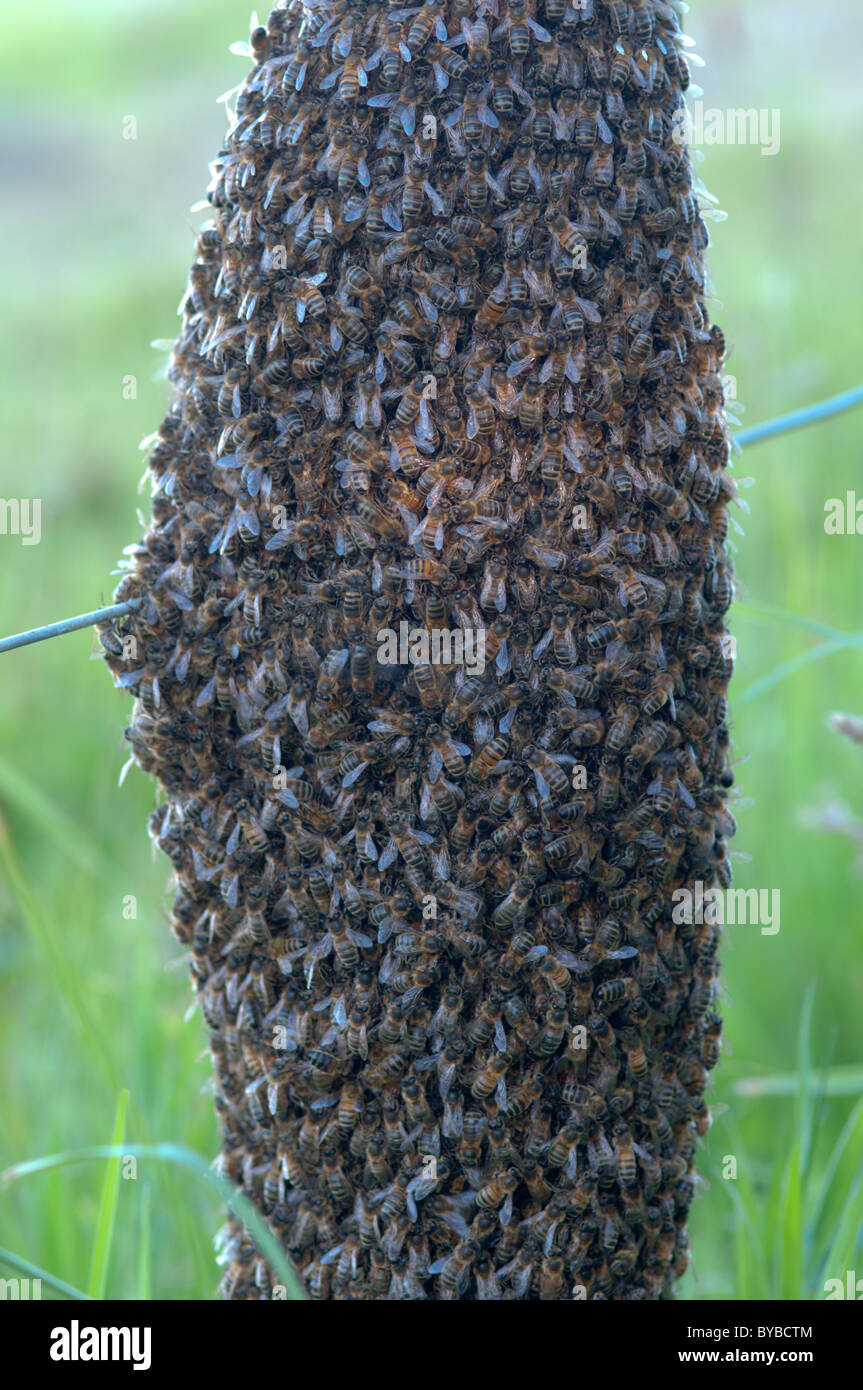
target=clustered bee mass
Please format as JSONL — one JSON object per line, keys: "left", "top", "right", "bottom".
{"left": 102, "top": 0, "right": 737, "bottom": 1299}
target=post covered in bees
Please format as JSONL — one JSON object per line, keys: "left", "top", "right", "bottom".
{"left": 104, "top": 0, "right": 735, "bottom": 1300}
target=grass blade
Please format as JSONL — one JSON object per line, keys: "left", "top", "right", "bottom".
{"left": 3, "top": 1142, "right": 306, "bottom": 1301}
{"left": 729, "top": 1186, "right": 755, "bottom": 1301}
{"left": 796, "top": 983, "right": 815, "bottom": 1178}
{"left": 732, "top": 601, "right": 854, "bottom": 642}
{"left": 0, "top": 753, "right": 105, "bottom": 878}
{"left": 811, "top": 1097, "right": 863, "bottom": 1264}
{"left": 734, "top": 1065, "right": 863, "bottom": 1099}
{"left": 88, "top": 1089, "right": 130, "bottom": 1299}
{"left": 820, "top": 1178, "right": 863, "bottom": 1298}
{"left": 735, "top": 637, "right": 859, "bottom": 708}
{"left": 0, "top": 1246, "right": 91, "bottom": 1301}
{"left": 777, "top": 1140, "right": 804, "bottom": 1300}
{"left": 724, "top": 1125, "right": 768, "bottom": 1300}
{"left": 137, "top": 1183, "right": 151, "bottom": 1302}
{"left": 0, "top": 814, "right": 119, "bottom": 1091}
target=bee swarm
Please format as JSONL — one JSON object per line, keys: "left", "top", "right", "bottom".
{"left": 103, "top": 0, "right": 736, "bottom": 1300}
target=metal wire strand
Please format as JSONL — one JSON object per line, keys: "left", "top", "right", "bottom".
{"left": 0, "top": 384, "right": 861, "bottom": 657}
{"left": 0, "top": 600, "right": 140, "bottom": 655}
{"left": 736, "top": 383, "right": 863, "bottom": 447}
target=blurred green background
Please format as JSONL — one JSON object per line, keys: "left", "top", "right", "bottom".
{"left": 0, "top": 0, "right": 861, "bottom": 1300}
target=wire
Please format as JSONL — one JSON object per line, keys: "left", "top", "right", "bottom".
{"left": 0, "top": 600, "right": 140, "bottom": 655}
{"left": 737, "top": 384, "right": 863, "bottom": 447}
{"left": 1, "top": 387, "right": 862, "bottom": 657}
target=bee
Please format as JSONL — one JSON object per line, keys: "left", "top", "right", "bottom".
{"left": 630, "top": 0, "right": 655, "bottom": 42}
{"left": 491, "top": 876, "right": 534, "bottom": 930}
{"left": 619, "top": 1028, "right": 649, "bottom": 1084}
{"left": 575, "top": 88, "right": 612, "bottom": 150}
{"left": 407, "top": 0, "right": 448, "bottom": 54}
{"left": 530, "top": 1002, "right": 568, "bottom": 1057}
{"left": 432, "top": 1238, "right": 479, "bottom": 1297}
{"left": 469, "top": 735, "right": 510, "bottom": 781}
{"left": 474, "top": 282, "right": 509, "bottom": 335}
{"left": 546, "top": 211, "right": 589, "bottom": 265}
{"left": 428, "top": 724, "right": 471, "bottom": 780}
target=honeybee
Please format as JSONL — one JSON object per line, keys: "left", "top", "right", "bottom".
{"left": 407, "top": 0, "right": 448, "bottom": 54}
{"left": 468, "top": 735, "right": 510, "bottom": 781}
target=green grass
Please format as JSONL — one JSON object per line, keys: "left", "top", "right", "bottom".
{"left": 1, "top": 0, "right": 862, "bottom": 1299}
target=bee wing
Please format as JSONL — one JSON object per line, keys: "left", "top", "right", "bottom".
{"left": 318, "top": 69, "right": 340, "bottom": 90}
{"left": 382, "top": 201, "right": 403, "bottom": 231}
{"left": 554, "top": 946, "right": 586, "bottom": 970}
{"left": 367, "top": 91, "right": 398, "bottom": 106}
{"left": 428, "top": 747, "right": 444, "bottom": 781}
{"left": 289, "top": 115, "right": 310, "bottom": 146}
{"left": 288, "top": 700, "right": 309, "bottom": 738}
{"left": 531, "top": 767, "right": 551, "bottom": 799}
{"left": 431, "top": 846, "right": 450, "bottom": 880}
{"left": 431, "top": 61, "right": 449, "bottom": 93}
{"left": 485, "top": 170, "right": 506, "bottom": 199}
{"left": 507, "top": 355, "right": 534, "bottom": 380}
{"left": 537, "top": 354, "right": 558, "bottom": 384}
{"left": 342, "top": 762, "right": 368, "bottom": 788}
{"left": 115, "top": 668, "right": 144, "bottom": 688}
{"left": 237, "top": 505, "right": 260, "bottom": 537}
{"left": 528, "top": 18, "right": 552, "bottom": 40}
{"left": 195, "top": 677, "right": 216, "bottom": 708}
{"left": 677, "top": 780, "right": 697, "bottom": 811}
{"left": 346, "top": 927, "right": 373, "bottom": 948}
{"left": 401, "top": 103, "right": 417, "bottom": 136}
{"left": 423, "top": 179, "right": 445, "bottom": 214}
{"left": 575, "top": 296, "right": 602, "bottom": 324}
{"left": 533, "top": 626, "right": 555, "bottom": 658}
{"left": 416, "top": 291, "right": 438, "bottom": 323}
{"left": 378, "top": 837, "right": 398, "bottom": 871}
{"left": 605, "top": 946, "right": 638, "bottom": 961}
